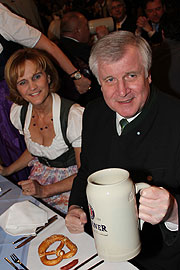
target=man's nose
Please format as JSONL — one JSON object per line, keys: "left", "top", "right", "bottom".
{"left": 116, "top": 79, "right": 128, "bottom": 97}
{"left": 152, "top": 10, "right": 158, "bottom": 16}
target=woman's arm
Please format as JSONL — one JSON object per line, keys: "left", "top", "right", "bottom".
{"left": 1, "top": 3, "right": 90, "bottom": 94}
{"left": 0, "top": 149, "right": 33, "bottom": 176}
{"left": 19, "top": 147, "right": 81, "bottom": 198}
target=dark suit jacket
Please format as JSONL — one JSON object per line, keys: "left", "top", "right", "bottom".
{"left": 57, "top": 36, "right": 102, "bottom": 106}
{"left": 69, "top": 85, "right": 180, "bottom": 269}
{"left": 140, "top": 16, "right": 165, "bottom": 46}
{"left": 113, "top": 15, "right": 136, "bottom": 33}
{"left": 152, "top": 38, "right": 180, "bottom": 99}
{"left": 141, "top": 27, "right": 163, "bottom": 46}
{"left": 58, "top": 36, "right": 91, "bottom": 63}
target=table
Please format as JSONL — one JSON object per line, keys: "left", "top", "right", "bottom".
{"left": 0, "top": 175, "right": 138, "bottom": 270}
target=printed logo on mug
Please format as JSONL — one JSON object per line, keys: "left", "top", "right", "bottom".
{"left": 88, "top": 204, "right": 108, "bottom": 236}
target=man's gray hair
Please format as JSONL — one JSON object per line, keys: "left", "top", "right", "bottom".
{"left": 89, "top": 31, "right": 152, "bottom": 81}
{"left": 107, "top": 0, "right": 126, "bottom": 13}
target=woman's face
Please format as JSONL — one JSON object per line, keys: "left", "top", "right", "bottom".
{"left": 16, "top": 60, "right": 50, "bottom": 106}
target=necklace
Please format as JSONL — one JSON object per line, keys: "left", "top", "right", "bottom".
{"left": 32, "top": 114, "right": 53, "bottom": 131}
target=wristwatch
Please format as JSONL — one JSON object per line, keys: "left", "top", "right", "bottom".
{"left": 69, "top": 70, "right": 82, "bottom": 80}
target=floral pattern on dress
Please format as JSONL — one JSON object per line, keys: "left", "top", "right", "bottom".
{"left": 28, "top": 158, "right": 78, "bottom": 214}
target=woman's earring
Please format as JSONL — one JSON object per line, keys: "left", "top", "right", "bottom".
{"left": 48, "top": 75, "right": 51, "bottom": 84}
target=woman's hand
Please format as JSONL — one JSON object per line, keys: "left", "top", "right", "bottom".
{"left": 18, "top": 179, "right": 45, "bottom": 198}
{"left": 0, "top": 164, "right": 10, "bottom": 176}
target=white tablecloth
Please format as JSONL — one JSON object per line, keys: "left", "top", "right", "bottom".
{"left": 0, "top": 175, "right": 138, "bottom": 270}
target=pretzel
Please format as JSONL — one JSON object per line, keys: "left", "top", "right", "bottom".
{"left": 38, "top": 234, "right": 77, "bottom": 266}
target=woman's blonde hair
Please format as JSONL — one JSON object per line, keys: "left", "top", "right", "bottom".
{"left": 5, "top": 48, "right": 60, "bottom": 105}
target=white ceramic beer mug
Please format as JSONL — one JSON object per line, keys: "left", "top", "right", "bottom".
{"left": 88, "top": 17, "right": 114, "bottom": 35}
{"left": 86, "top": 168, "right": 150, "bottom": 262}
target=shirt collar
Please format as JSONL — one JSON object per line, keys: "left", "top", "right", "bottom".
{"left": 116, "top": 15, "right": 127, "bottom": 29}
{"left": 116, "top": 111, "right": 141, "bottom": 135}
{"left": 62, "top": 36, "right": 79, "bottom": 43}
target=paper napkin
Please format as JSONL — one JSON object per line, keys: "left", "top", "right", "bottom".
{"left": 0, "top": 200, "right": 48, "bottom": 236}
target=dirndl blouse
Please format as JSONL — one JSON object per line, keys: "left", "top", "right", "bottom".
{"left": 10, "top": 93, "right": 84, "bottom": 214}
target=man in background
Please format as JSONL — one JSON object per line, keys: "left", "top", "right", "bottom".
{"left": 136, "top": 0, "right": 165, "bottom": 45}
{"left": 58, "top": 11, "right": 102, "bottom": 106}
{"left": 107, "top": 0, "right": 136, "bottom": 32}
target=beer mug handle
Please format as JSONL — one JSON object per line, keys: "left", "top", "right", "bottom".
{"left": 135, "top": 182, "right": 151, "bottom": 230}
{"left": 135, "top": 182, "right": 150, "bottom": 194}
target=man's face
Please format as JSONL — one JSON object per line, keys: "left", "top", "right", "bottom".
{"left": 145, "top": 0, "right": 165, "bottom": 24}
{"left": 110, "top": 1, "right": 126, "bottom": 22}
{"left": 98, "top": 46, "right": 151, "bottom": 118}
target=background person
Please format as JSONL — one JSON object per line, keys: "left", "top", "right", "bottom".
{"left": 95, "top": 0, "right": 136, "bottom": 40}
{"left": 58, "top": 11, "right": 102, "bottom": 106}
{"left": 65, "top": 31, "right": 180, "bottom": 269}
{"left": 107, "top": 0, "right": 136, "bottom": 32}
{"left": 93, "top": 0, "right": 109, "bottom": 18}
{"left": 0, "top": 48, "right": 84, "bottom": 215}
{"left": 47, "top": 11, "right": 61, "bottom": 42}
{"left": 136, "top": 0, "right": 165, "bottom": 45}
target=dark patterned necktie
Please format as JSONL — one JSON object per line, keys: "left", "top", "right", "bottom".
{"left": 120, "top": 118, "right": 129, "bottom": 132}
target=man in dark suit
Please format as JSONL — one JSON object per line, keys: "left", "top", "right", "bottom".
{"left": 65, "top": 31, "right": 180, "bottom": 270}
{"left": 136, "top": 0, "right": 165, "bottom": 45}
{"left": 107, "top": 0, "right": 136, "bottom": 32}
{"left": 58, "top": 11, "right": 102, "bottom": 106}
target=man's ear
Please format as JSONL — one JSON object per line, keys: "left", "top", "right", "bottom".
{"left": 75, "top": 27, "right": 80, "bottom": 34}
{"left": 148, "top": 73, "right": 152, "bottom": 84}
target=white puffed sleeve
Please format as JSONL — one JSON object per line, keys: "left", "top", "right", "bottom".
{"left": 0, "top": 3, "right": 41, "bottom": 47}
{"left": 10, "top": 103, "right": 24, "bottom": 134}
{"left": 66, "top": 104, "right": 84, "bottom": 148}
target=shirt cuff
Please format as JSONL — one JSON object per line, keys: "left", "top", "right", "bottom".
{"left": 165, "top": 221, "right": 178, "bottom": 231}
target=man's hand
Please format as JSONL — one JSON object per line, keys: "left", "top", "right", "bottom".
{"left": 74, "top": 75, "right": 91, "bottom": 94}
{"left": 96, "top": 25, "right": 109, "bottom": 39}
{"left": 65, "top": 205, "right": 87, "bottom": 234}
{"left": 18, "top": 179, "right": 44, "bottom": 198}
{"left": 136, "top": 16, "right": 152, "bottom": 33}
{"left": 139, "top": 186, "right": 178, "bottom": 225}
